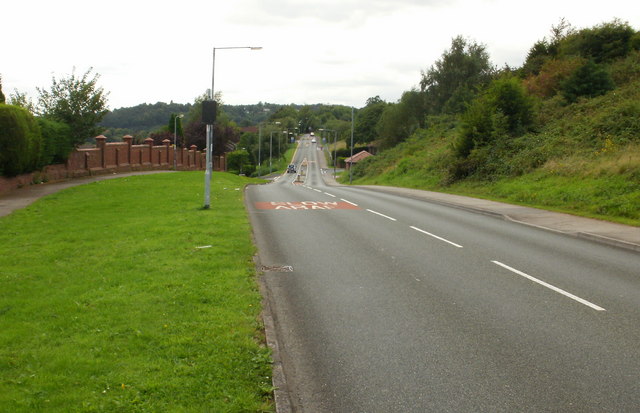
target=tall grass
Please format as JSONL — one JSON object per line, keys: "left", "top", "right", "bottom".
{"left": 0, "top": 172, "right": 273, "bottom": 412}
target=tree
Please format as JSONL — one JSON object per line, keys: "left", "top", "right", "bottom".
{"left": 354, "top": 96, "right": 386, "bottom": 144}
{"left": 456, "top": 76, "right": 536, "bottom": 158}
{"left": 37, "top": 67, "right": 109, "bottom": 147}
{"left": 420, "top": 36, "right": 494, "bottom": 115}
{"left": 0, "top": 75, "right": 5, "bottom": 104}
{"left": 226, "top": 149, "right": 252, "bottom": 174}
{"left": 523, "top": 57, "right": 585, "bottom": 98}
{"left": 168, "top": 113, "right": 184, "bottom": 146}
{"left": 8, "top": 89, "right": 35, "bottom": 113}
{"left": 37, "top": 118, "right": 73, "bottom": 164}
{"left": 522, "top": 19, "right": 575, "bottom": 76}
{"left": 561, "top": 60, "right": 614, "bottom": 103}
{"left": 377, "top": 90, "right": 423, "bottom": 149}
{"left": 560, "top": 19, "right": 636, "bottom": 63}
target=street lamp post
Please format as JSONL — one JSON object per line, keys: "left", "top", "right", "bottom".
{"left": 204, "top": 46, "right": 262, "bottom": 209}
{"left": 269, "top": 130, "right": 274, "bottom": 174}
{"left": 258, "top": 124, "right": 262, "bottom": 174}
{"left": 173, "top": 114, "right": 184, "bottom": 171}
{"left": 268, "top": 121, "right": 280, "bottom": 175}
{"left": 349, "top": 106, "right": 354, "bottom": 184}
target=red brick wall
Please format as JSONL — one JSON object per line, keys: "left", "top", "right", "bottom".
{"left": 0, "top": 135, "right": 218, "bottom": 196}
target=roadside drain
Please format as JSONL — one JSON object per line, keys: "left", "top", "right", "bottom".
{"left": 261, "top": 265, "right": 294, "bottom": 272}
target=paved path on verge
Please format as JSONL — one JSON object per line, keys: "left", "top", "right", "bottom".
{"left": 0, "top": 171, "right": 174, "bottom": 218}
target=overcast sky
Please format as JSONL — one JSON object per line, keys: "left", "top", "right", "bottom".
{"left": 4, "top": 0, "right": 639, "bottom": 110}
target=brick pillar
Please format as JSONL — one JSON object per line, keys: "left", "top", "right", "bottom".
{"left": 95, "top": 135, "right": 107, "bottom": 169}
{"left": 162, "top": 139, "right": 171, "bottom": 165}
{"left": 123, "top": 135, "right": 133, "bottom": 165}
{"left": 190, "top": 145, "right": 197, "bottom": 168}
{"left": 145, "top": 138, "right": 154, "bottom": 165}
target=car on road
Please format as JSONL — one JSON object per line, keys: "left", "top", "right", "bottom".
{"left": 311, "top": 138, "right": 317, "bottom": 143}
{"left": 287, "top": 164, "right": 296, "bottom": 173}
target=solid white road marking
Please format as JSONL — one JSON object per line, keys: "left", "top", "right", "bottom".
{"left": 367, "top": 209, "right": 397, "bottom": 221}
{"left": 312, "top": 188, "right": 322, "bottom": 193}
{"left": 410, "top": 226, "right": 464, "bottom": 248}
{"left": 324, "top": 192, "right": 336, "bottom": 197}
{"left": 491, "top": 261, "right": 606, "bottom": 311}
{"left": 341, "top": 199, "right": 358, "bottom": 207}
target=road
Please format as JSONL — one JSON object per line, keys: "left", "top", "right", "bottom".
{"left": 246, "top": 136, "right": 640, "bottom": 412}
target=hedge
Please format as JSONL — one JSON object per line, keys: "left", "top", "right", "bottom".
{"left": 0, "top": 104, "right": 42, "bottom": 177}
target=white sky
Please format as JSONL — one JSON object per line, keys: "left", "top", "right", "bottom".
{"left": 3, "top": 0, "right": 639, "bottom": 110}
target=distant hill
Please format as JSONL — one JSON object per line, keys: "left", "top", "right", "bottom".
{"left": 101, "top": 102, "right": 193, "bottom": 131}
{"left": 100, "top": 101, "right": 288, "bottom": 133}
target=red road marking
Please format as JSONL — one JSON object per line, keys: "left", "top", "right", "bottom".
{"left": 254, "top": 201, "right": 361, "bottom": 210}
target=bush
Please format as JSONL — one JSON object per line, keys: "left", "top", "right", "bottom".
{"left": 560, "top": 19, "right": 637, "bottom": 63}
{"left": 524, "top": 57, "right": 585, "bottom": 98}
{"left": 0, "top": 104, "right": 43, "bottom": 176}
{"left": 456, "top": 76, "right": 536, "bottom": 159}
{"left": 37, "top": 118, "right": 73, "bottom": 164}
{"left": 226, "top": 149, "right": 252, "bottom": 174}
{"left": 561, "top": 60, "right": 614, "bottom": 103}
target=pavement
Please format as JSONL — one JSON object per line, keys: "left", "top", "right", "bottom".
{"left": 2, "top": 168, "right": 639, "bottom": 253}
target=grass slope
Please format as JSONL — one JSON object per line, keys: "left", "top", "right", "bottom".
{"left": 344, "top": 78, "right": 640, "bottom": 226}
{"left": 0, "top": 172, "right": 273, "bottom": 412}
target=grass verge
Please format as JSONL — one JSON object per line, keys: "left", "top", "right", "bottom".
{"left": 0, "top": 172, "right": 273, "bottom": 412}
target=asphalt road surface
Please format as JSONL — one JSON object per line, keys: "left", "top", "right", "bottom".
{"left": 246, "top": 136, "right": 640, "bottom": 412}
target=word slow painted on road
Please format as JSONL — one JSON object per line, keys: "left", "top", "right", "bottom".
{"left": 255, "top": 201, "right": 361, "bottom": 210}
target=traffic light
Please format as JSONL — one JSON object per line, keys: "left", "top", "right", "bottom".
{"left": 202, "top": 100, "right": 217, "bottom": 124}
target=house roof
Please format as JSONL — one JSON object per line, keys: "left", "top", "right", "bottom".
{"left": 240, "top": 126, "right": 259, "bottom": 134}
{"left": 344, "top": 150, "right": 373, "bottom": 164}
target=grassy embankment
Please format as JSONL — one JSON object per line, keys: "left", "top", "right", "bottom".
{"left": 255, "top": 145, "right": 296, "bottom": 177}
{"left": 343, "top": 76, "right": 640, "bottom": 226}
{"left": 0, "top": 172, "right": 273, "bottom": 412}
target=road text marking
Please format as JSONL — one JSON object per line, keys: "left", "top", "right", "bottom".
{"left": 367, "top": 209, "right": 397, "bottom": 221}
{"left": 491, "top": 261, "right": 606, "bottom": 311}
{"left": 410, "top": 226, "right": 463, "bottom": 248}
{"left": 255, "top": 201, "right": 361, "bottom": 210}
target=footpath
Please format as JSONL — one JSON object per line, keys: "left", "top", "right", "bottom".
{"left": 317, "top": 150, "right": 640, "bottom": 253}
{"left": 0, "top": 171, "right": 172, "bottom": 218}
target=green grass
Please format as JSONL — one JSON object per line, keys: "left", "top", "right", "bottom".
{"left": 254, "top": 144, "right": 295, "bottom": 177}
{"left": 0, "top": 172, "right": 273, "bottom": 412}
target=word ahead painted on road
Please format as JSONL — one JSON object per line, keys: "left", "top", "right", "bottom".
{"left": 255, "top": 201, "right": 361, "bottom": 210}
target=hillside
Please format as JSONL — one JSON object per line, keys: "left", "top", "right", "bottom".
{"left": 344, "top": 27, "right": 640, "bottom": 226}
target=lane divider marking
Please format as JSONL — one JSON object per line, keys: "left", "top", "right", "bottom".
{"left": 367, "top": 209, "right": 397, "bottom": 221}
{"left": 312, "top": 188, "right": 322, "bottom": 193}
{"left": 491, "top": 260, "right": 606, "bottom": 311}
{"left": 410, "top": 226, "right": 463, "bottom": 248}
{"left": 341, "top": 199, "right": 358, "bottom": 207}
{"left": 324, "top": 192, "right": 336, "bottom": 197}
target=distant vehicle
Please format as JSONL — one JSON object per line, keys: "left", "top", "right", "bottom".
{"left": 311, "top": 138, "right": 317, "bottom": 143}
{"left": 287, "top": 164, "right": 296, "bottom": 173}
{"left": 310, "top": 132, "right": 315, "bottom": 136}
